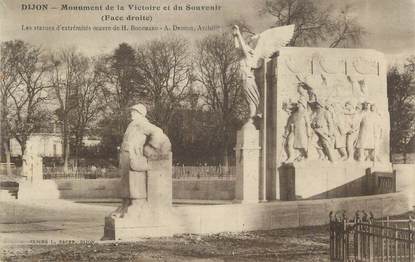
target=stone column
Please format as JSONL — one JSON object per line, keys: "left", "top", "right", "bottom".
{"left": 234, "top": 120, "right": 261, "bottom": 203}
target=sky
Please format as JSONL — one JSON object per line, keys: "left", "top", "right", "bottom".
{"left": 1, "top": 0, "right": 414, "bottom": 64}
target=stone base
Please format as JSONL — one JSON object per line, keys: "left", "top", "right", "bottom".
{"left": 18, "top": 180, "right": 60, "bottom": 200}
{"left": 234, "top": 120, "right": 261, "bottom": 203}
{"left": 0, "top": 190, "right": 16, "bottom": 201}
{"left": 103, "top": 207, "right": 173, "bottom": 240}
{"left": 102, "top": 192, "right": 409, "bottom": 240}
{"left": 279, "top": 161, "right": 393, "bottom": 200}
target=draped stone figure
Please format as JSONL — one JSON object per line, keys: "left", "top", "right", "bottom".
{"left": 112, "top": 104, "right": 171, "bottom": 218}
{"left": 370, "top": 104, "right": 383, "bottom": 162}
{"left": 283, "top": 100, "right": 312, "bottom": 162}
{"left": 233, "top": 24, "right": 294, "bottom": 120}
{"left": 343, "top": 101, "right": 359, "bottom": 161}
{"left": 355, "top": 102, "right": 378, "bottom": 161}
{"left": 310, "top": 101, "right": 335, "bottom": 162}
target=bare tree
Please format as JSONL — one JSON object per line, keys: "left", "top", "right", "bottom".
{"left": 0, "top": 41, "right": 19, "bottom": 165}
{"left": 263, "top": 0, "right": 365, "bottom": 47}
{"left": 71, "top": 57, "right": 106, "bottom": 165}
{"left": 136, "top": 37, "right": 193, "bottom": 132}
{"left": 328, "top": 5, "right": 366, "bottom": 48}
{"left": 49, "top": 48, "right": 88, "bottom": 171}
{"left": 1, "top": 40, "right": 51, "bottom": 157}
{"left": 195, "top": 33, "right": 247, "bottom": 166}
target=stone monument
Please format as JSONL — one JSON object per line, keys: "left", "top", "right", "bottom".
{"left": 18, "top": 136, "right": 60, "bottom": 200}
{"left": 273, "top": 48, "right": 392, "bottom": 200}
{"left": 233, "top": 24, "right": 294, "bottom": 203}
{"left": 103, "top": 104, "right": 173, "bottom": 240}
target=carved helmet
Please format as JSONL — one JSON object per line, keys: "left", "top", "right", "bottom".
{"left": 130, "top": 103, "right": 147, "bottom": 116}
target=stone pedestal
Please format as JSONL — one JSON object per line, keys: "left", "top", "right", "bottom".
{"left": 19, "top": 155, "right": 60, "bottom": 200}
{"left": 234, "top": 120, "right": 261, "bottom": 203}
{"left": 103, "top": 154, "right": 173, "bottom": 240}
{"left": 18, "top": 180, "right": 60, "bottom": 200}
{"left": 279, "top": 161, "right": 395, "bottom": 200}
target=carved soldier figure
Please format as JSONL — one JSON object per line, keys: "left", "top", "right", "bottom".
{"left": 355, "top": 102, "right": 376, "bottom": 161}
{"left": 343, "top": 101, "right": 359, "bottom": 160}
{"left": 327, "top": 103, "right": 348, "bottom": 160}
{"left": 310, "top": 100, "right": 335, "bottom": 162}
{"left": 370, "top": 103, "right": 383, "bottom": 162}
{"left": 113, "top": 104, "right": 171, "bottom": 218}
{"left": 283, "top": 100, "right": 311, "bottom": 162}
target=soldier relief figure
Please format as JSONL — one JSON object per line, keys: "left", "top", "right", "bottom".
{"left": 283, "top": 77, "right": 384, "bottom": 164}
{"left": 112, "top": 103, "right": 171, "bottom": 218}
{"left": 283, "top": 99, "right": 311, "bottom": 162}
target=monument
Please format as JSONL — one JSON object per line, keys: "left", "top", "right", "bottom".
{"left": 102, "top": 26, "right": 408, "bottom": 240}
{"left": 233, "top": 24, "right": 295, "bottom": 203}
{"left": 231, "top": 23, "right": 393, "bottom": 201}
{"left": 104, "top": 104, "right": 173, "bottom": 240}
{"left": 18, "top": 136, "right": 60, "bottom": 200}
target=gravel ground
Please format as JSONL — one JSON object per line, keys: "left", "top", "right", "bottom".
{"left": 1, "top": 225, "right": 329, "bottom": 262}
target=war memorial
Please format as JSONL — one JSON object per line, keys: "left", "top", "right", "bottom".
{"left": 97, "top": 25, "right": 412, "bottom": 240}
{"left": 0, "top": 19, "right": 414, "bottom": 261}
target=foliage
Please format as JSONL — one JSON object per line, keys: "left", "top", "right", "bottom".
{"left": 262, "top": 0, "right": 366, "bottom": 47}
{"left": 136, "top": 37, "right": 193, "bottom": 132}
{"left": 387, "top": 58, "right": 415, "bottom": 153}
{"left": 0, "top": 40, "right": 51, "bottom": 155}
{"left": 195, "top": 33, "right": 247, "bottom": 165}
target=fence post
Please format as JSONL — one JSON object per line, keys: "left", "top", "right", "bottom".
{"left": 369, "top": 221, "right": 374, "bottom": 262}
{"left": 394, "top": 225, "right": 398, "bottom": 262}
{"left": 343, "top": 217, "right": 347, "bottom": 262}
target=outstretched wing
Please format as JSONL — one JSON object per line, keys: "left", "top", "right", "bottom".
{"left": 252, "top": 24, "right": 295, "bottom": 66}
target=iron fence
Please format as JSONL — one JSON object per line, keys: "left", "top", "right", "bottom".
{"left": 43, "top": 167, "right": 118, "bottom": 179}
{"left": 42, "top": 165, "right": 236, "bottom": 179}
{"left": 172, "top": 165, "right": 236, "bottom": 179}
{"left": 330, "top": 210, "right": 415, "bottom": 261}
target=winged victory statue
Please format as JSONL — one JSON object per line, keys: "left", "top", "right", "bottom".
{"left": 233, "top": 24, "right": 295, "bottom": 121}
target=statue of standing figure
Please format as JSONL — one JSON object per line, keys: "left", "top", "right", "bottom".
{"left": 343, "top": 101, "right": 360, "bottom": 161}
{"left": 310, "top": 100, "right": 335, "bottom": 162}
{"left": 283, "top": 99, "right": 312, "bottom": 162}
{"left": 22, "top": 137, "right": 43, "bottom": 182}
{"left": 355, "top": 102, "right": 377, "bottom": 161}
{"left": 113, "top": 103, "right": 171, "bottom": 218}
{"left": 370, "top": 103, "right": 383, "bottom": 162}
{"left": 233, "top": 24, "right": 294, "bottom": 121}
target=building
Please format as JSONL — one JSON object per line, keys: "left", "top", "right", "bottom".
{"left": 10, "top": 133, "right": 63, "bottom": 157}
{"left": 10, "top": 134, "right": 101, "bottom": 157}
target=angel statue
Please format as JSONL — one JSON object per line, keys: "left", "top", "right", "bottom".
{"left": 233, "top": 24, "right": 295, "bottom": 120}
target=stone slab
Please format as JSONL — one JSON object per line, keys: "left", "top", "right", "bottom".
{"left": 279, "top": 162, "right": 396, "bottom": 200}
{"left": 104, "top": 192, "right": 409, "bottom": 240}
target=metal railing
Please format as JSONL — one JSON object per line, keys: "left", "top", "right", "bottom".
{"left": 42, "top": 165, "right": 236, "bottom": 180}
{"left": 43, "top": 167, "right": 118, "bottom": 179}
{"left": 172, "top": 165, "right": 236, "bottom": 179}
{"left": 330, "top": 210, "right": 415, "bottom": 261}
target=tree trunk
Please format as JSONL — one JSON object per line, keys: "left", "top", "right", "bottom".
{"left": 60, "top": 116, "right": 72, "bottom": 174}
{"left": 64, "top": 140, "right": 70, "bottom": 173}
{"left": 0, "top": 95, "right": 8, "bottom": 163}
{"left": 3, "top": 142, "right": 11, "bottom": 175}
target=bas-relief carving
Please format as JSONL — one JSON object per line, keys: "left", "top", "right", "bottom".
{"left": 317, "top": 56, "right": 345, "bottom": 75}
{"left": 352, "top": 57, "right": 378, "bottom": 75}
{"left": 279, "top": 52, "right": 387, "bottom": 164}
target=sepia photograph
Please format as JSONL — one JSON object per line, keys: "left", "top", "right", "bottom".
{"left": 0, "top": 0, "right": 414, "bottom": 261}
